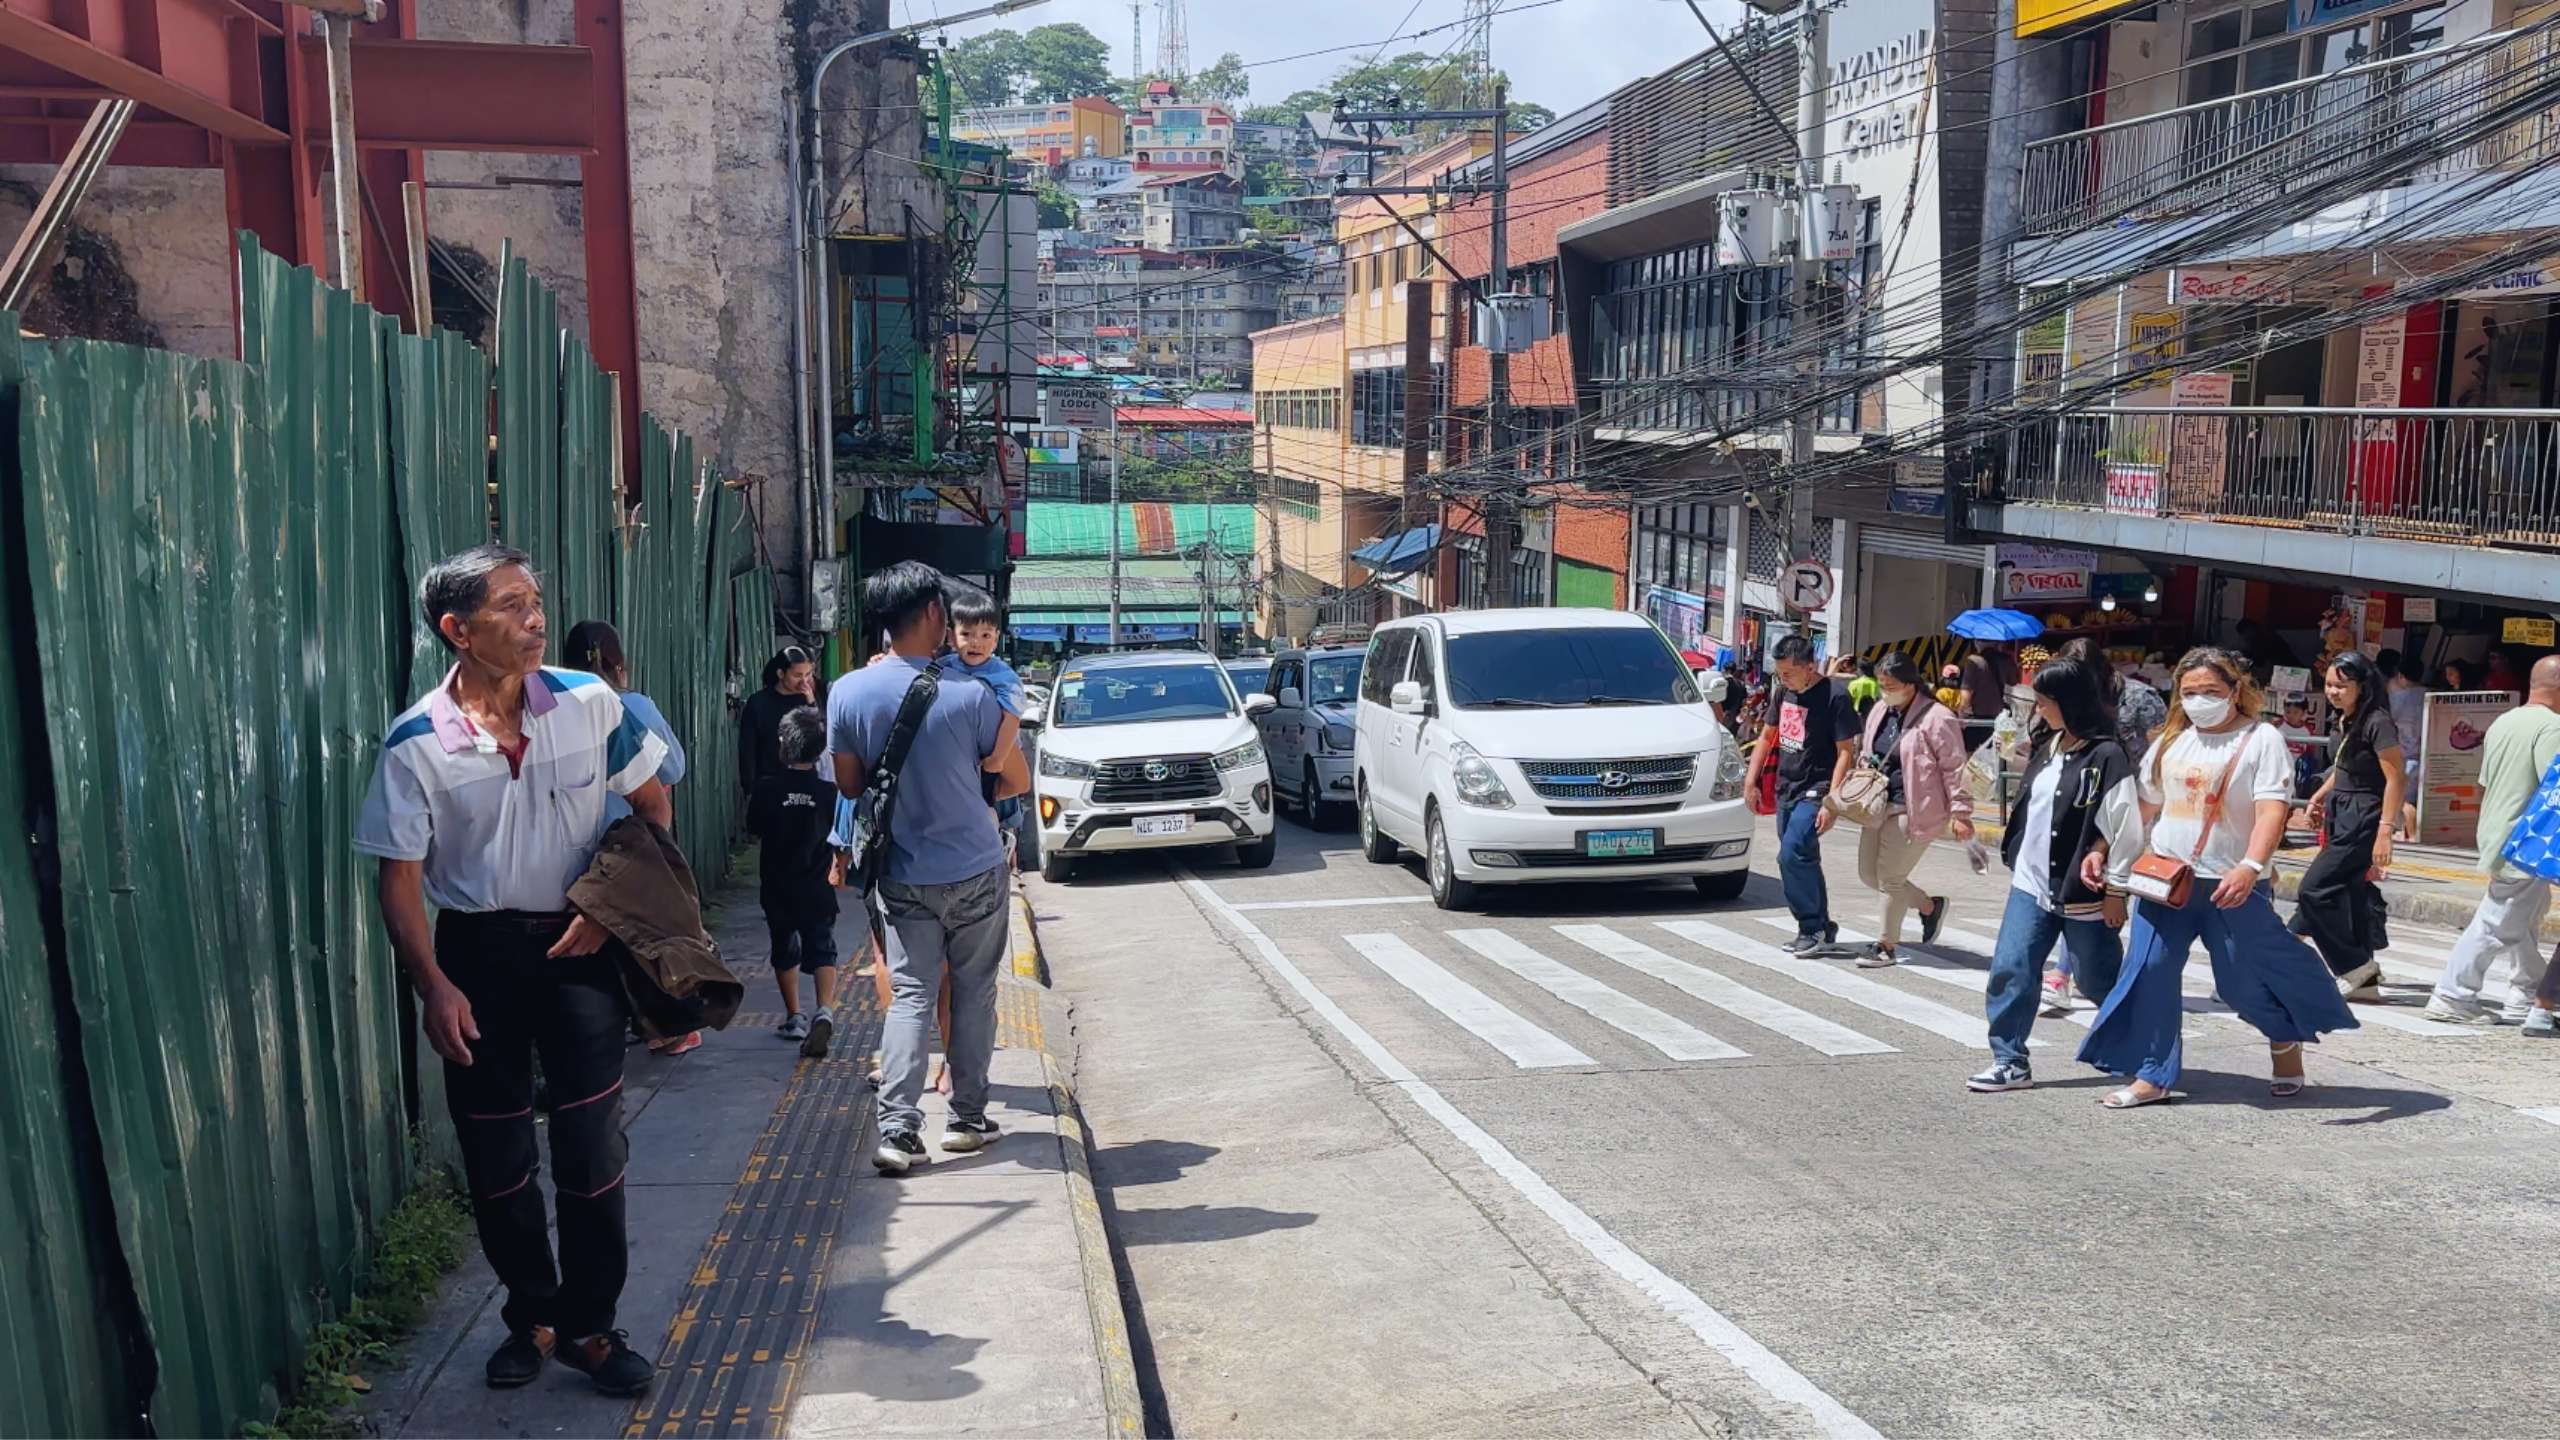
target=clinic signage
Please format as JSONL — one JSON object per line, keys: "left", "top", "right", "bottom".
{"left": 1996, "top": 545, "right": 2094, "bottom": 604}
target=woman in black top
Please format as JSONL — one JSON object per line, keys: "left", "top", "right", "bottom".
{"left": 738, "top": 644, "right": 820, "bottom": 793}
{"left": 2291, "top": 650, "right": 2406, "bottom": 999}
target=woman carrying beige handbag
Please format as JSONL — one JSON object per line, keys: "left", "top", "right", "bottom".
{"left": 1848, "top": 652, "right": 1976, "bottom": 967}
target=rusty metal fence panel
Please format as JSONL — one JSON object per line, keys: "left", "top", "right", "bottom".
{"left": 0, "top": 231, "right": 774, "bottom": 1436}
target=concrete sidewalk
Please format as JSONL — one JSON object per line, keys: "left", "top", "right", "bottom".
{"left": 359, "top": 871, "right": 1140, "bottom": 1439}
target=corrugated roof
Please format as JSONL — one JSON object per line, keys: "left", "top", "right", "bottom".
{"left": 1012, "top": 558, "right": 1250, "bottom": 609}
{"left": 1024, "top": 501, "right": 1259, "bottom": 558}
{"left": 1113, "top": 406, "right": 1252, "bottom": 426}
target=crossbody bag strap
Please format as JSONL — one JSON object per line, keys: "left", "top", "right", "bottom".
{"left": 865, "top": 660, "right": 945, "bottom": 846}
{"left": 2184, "top": 734, "right": 2253, "bottom": 867}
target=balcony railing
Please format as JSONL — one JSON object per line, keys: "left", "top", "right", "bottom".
{"left": 2000, "top": 405, "right": 2560, "bottom": 550}
{"left": 2019, "top": 27, "right": 2560, "bottom": 236}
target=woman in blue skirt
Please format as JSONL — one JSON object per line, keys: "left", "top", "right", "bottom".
{"left": 2077, "top": 647, "right": 2358, "bottom": 1107}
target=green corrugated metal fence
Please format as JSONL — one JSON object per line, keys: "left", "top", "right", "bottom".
{"left": 0, "top": 234, "right": 776, "bottom": 1438}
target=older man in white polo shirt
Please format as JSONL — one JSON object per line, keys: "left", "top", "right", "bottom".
{"left": 356, "top": 543, "right": 671, "bottom": 1398}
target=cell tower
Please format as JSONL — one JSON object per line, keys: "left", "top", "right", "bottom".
{"left": 1464, "top": 0, "right": 1498, "bottom": 108}
{"left": 1155, "top": 0, "right": 1189, "bottom": 84}
{"left": 1129, "top": 2, "right": 1144, "bottom": 90}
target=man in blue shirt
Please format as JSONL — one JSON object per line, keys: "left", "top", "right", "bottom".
{"left": 830, "top": 562, "right": 1030, "bottom": 1174}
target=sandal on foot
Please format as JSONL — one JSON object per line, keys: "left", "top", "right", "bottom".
{"left": 2100, "top": 1085, "right": 2173, "bottom": 1109}
{"left": 2269, "top": 1042, "right": 2308, "bottom": 1097}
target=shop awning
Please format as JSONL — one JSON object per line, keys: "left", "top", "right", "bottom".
{"left": 1351, "top": 524, "right": 1441, "bottom": 576}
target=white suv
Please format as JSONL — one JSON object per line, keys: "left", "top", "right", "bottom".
{"left": 1352, "top": 609, "right": 1752, "bottom": 910}
{"left": 1032, "top": 649, "right": 1277, "bottom": 881}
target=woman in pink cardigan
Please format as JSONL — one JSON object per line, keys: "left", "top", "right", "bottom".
{"left": 1849, "top": 652, "right": 1976, "bottom": 967}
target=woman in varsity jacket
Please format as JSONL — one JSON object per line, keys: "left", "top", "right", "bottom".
{"left": 1968, "top": 657, "right": 2147, "bottom": 1093}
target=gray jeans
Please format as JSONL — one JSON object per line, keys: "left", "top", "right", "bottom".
{"left": 877, "top": 862, "right": 1010, "bottom": 1136}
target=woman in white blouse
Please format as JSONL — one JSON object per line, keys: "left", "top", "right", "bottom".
{"left": 2077, "top": 648, "right": 2359, "bottom": 1107}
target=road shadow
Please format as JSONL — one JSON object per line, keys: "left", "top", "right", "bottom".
{"left": 1420, "top": 869, "right": 1786, "bottom": 919}
{"left": 1110, "top": 1202, "right": 1320, "bottom": 1247}
{"left": 1093, "top": 1138, "right": 1220, "bottom": 1187}
{"left": 2036, "top": 1071, "right": 2453, "bottom": 1122}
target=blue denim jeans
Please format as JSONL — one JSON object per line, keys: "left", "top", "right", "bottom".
{"left": 1984, "top": 886, "right": 2123, "bottom": 1066}
{"left": 2078, "top": 881, "right": 2359, "bottom": 1089}
{"left": 1776, "top": 794, "right": 1831, "bottom": 938}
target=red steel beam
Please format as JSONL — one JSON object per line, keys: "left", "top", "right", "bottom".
{"left": 573, "top": 0, "right": 638, "bottom": 472}
{"left": 0, "top": 112, "right": 217, "bottom": 164}
{"left": 0, "top": 2, "right": 282, "bottom": 141}
{"left": 290, "top": 35, "right": 595, "bottom": 153}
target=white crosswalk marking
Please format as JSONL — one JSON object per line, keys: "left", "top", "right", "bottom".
{"left": 1446, "top": 930, "right": 1750, "bottom": 1062}
{"left": 1554, "top": 924, "right": 1897, "bottom": 1057}
{"left": 1344, "top": 933, "right": 1596, "bottom": 1069}
{"left": 1661, "top": 919, "right": 2039, "bottom": 1050}
{"left": 1771, "top": 915, "right": 2482, "bottom": 1038}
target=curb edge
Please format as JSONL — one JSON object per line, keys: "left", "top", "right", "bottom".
{"left": 1014, "top": 882, "right": 1145, "bottom": 1437}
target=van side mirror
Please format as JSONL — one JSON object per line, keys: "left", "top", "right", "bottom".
{"left": 1278, "top": 686, "right": 1304, "bottom": 710}
{"left": 1390, "top": 680, "right": 1425, "bottom": 715}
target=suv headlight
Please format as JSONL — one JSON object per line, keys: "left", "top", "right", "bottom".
{"left": 1710, "top": 742, "right": 1746, "bottom": 802}
{"left": 1040, "top": 751, "right": 1095, "bottom": 779}
{"left": 1449, "top": 741, "right": 1515, "bottom": 809}
{"left": 1212, "top": 739, "right": 1266, "bottom": 773}
{"left": 1320, "top": 718, "right": 1355, "bottom": 751}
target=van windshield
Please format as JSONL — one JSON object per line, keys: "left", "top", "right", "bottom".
{"left": 1444, "top": 629, "right": 1700, "bottom": 709}
{"left": 1054, "top": 664, "right": 1236, "bottom": 727}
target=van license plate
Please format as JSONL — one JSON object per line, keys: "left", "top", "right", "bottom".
{"left": 1134, "top": 815, "right": 1191, "bottom": 837}
{"left": 1583, "top": 828, "right": 1657, "bottom": 858}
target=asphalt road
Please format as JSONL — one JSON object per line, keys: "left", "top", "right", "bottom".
{"left": 1032, "top": 810, "right": 2560, "bottom": 1439}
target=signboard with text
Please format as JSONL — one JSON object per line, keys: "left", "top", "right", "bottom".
{"left": 2105, "top": 463, "right": 2164, "bottom": 515}
{"left": 1996, "top": 544, "right": 2094, "bottom": 604}
{"left": 2171, "top": 266, "right": 2294, "bottom": 305}
{"left": 2418, "top": 691, "right": 2516, "bottom": 847}
{"left": 1050, "top": 383, "right": 1111, "bottom": 427}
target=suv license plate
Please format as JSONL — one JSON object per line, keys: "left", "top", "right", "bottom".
{"left": 1583, "top": 828, "right": 1658, "bottom": 858}
{"left": 1134, "top": 815, "right": 1192, "bottom": 838}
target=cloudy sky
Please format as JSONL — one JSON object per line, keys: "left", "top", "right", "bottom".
{"left": 891, "top": 0, "right": 1755, "bottom": 118}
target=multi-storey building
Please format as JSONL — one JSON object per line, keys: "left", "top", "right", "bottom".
{"left": 956, "top": 96, "right": 1127, "bottom": 166}
{"left": 1439, "top": 102, "right": 1617, "bottom": 613}
{"left": 1250, "top": 315, "right": 1359, "bottom": 639}
{"left": 1129, "top": 80, "right": 1243, "bottom": 178}
{"left": 1140, "top": 173, "right": 1249, "bottom": 249}
{"left": 1334, "top": 132, "right": 1485, "bottom": 615}
{"left": 1548, "top": 0, "right": 2001, "bottom": 660}
{"left": 1967, "top": 0, "right": 2560, "bottom": 766}
{"left": 1038, "top": 248, "right": 1282, "bottom": 384}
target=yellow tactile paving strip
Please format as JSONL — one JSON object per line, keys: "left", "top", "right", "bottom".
{"left": 623, "top": 984, "right": 884, "bottom": 1440}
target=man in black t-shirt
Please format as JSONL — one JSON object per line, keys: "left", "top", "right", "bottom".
{"left": 1744, "top": 634, "right": 1860, "bottom": 952}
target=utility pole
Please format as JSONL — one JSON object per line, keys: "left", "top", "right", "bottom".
{"left": 1786, "top": 3, "right": 1828, "bottom": 639}
{"left": 1331, "top": 93, "right": 1514, "bottom": 611}
{"left": 1108, "top": 404, "right": 1123, "bottom": 645}
{"left": 1482, "top": 84, "right": 1515, "bottom": 607}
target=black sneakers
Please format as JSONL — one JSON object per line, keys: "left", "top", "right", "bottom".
{"left": 485, "top": 1326, "right": 554, "bottom": 1388}
{"left": 1920, "top": 896, "right": 1949, "bottom": 946}
{"left": 556, "top": 1329, "right": 655, "bottom": 1396}
{"left": 1966, "top": 1060, "right": 2034, "bottom": 1093}
{"left": 1782, "top": 924, "right": 1839, "bottom": 956}
{"left": 801, "top": 1008, "right": 835, "bottom": 1060}
{"left": 941, "top": 1117, "right": 1003, "bottom": 1153}
{"left": 875, "top": 1130, "right": 930, "bottom": 1174}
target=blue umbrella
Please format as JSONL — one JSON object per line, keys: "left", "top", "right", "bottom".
{"left": 1946, "top": 608, "right": 2046, "bottom": 642}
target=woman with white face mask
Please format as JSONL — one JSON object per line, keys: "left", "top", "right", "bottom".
{"left": 2076, "top": 648, "right": 2359, "bottom": 1107}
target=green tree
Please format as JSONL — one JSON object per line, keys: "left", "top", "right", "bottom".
{"left": 1511, "top": 101, "right": 1557, "bottom": 131}
{"left": 1188, "top": 51, "right": 1250, "bottom": 104}
{"left": 1245, "top": 90, "right": 1329, "bottom": 125}
{"left": 1035, "top": 180, "right": 1078, "bottom": 229}
{"left": 946, "top": 29, "right": 1028, "bottom": 108}
{"left": 1243, "top": 156, "right": 1291, "bottom": 199}
{"left": 1018, "top": 23, "right": 1116, "bottom": 102}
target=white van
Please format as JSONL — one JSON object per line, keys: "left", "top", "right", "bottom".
{"left": 1352, "top": 609, "right": 1752, "bottom": 910}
